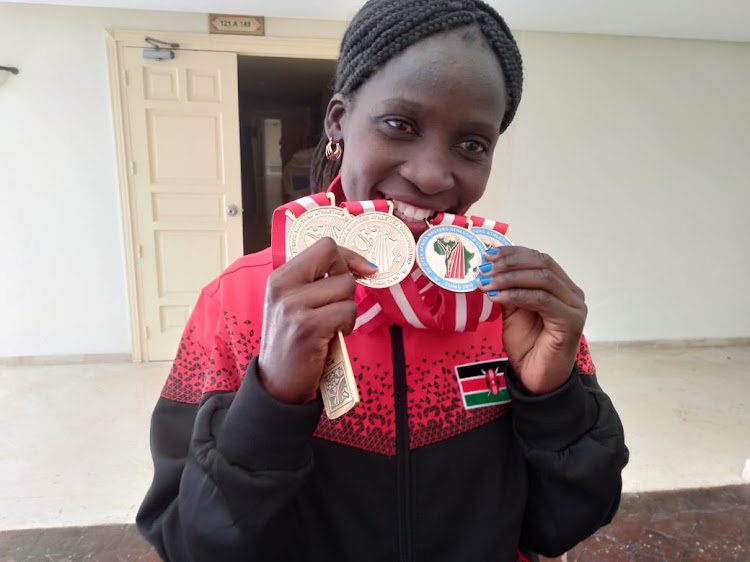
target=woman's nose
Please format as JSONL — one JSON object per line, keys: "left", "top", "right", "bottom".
{"left": 399, "top": 145, "right": 456, "bottom": 195}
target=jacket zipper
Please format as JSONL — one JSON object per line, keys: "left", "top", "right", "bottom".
{"left": 390, "top": 325, "right": 412, "bottom": 562}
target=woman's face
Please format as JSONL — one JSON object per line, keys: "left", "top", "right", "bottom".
{"left": 326, "top": 26, "right": 508, "bottom": 239}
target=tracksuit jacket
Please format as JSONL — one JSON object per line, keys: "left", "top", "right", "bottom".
{"left": 137, "top": 248, "right": 628, "bottom": 561}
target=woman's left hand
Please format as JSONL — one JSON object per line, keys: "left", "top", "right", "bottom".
{"left": 475, "top": 246, "right": 587, "bottom": 395}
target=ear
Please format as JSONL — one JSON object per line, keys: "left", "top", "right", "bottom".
{"left": 324, "top": 93, "right": 348, "bottom": 142}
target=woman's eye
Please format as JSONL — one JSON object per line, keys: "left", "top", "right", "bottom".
{"left": 458, "top": 139, "right": 488, "bottom": 154}
{"left": 384, "top": 119, "right": 416, "bottom": 134}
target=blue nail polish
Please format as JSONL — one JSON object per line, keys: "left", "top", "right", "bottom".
{"left": 478, "top": 263, "right": 493, "bottom": 274}
{"left": 478, "top": 275, "right": 491, "bottom": 286}
{"left": 367, "top": 261, "right": 378, "bottom": 269}
{"left": 485, "top": 247, "right": 500, "bottom": 256}
{"left": 488, "top": 290, "right": 499, "bottom": 297}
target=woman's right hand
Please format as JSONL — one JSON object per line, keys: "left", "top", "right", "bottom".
{"left": 257, "top": 237, "right": 376, "bottom": 404}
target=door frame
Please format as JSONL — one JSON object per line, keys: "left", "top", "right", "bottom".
{"left": 105, "top": 29, "right": 339, "bottom": 361}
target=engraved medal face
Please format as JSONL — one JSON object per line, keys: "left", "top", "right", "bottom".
{"left": 416, "top": 225, "right": 486, "bottom": 292}
{"left": 340, "top": 212, "right": 416, "bottom": 288}
{"left": 472, "top": 226, "right": 513, "bottom": 250}
{"left": 286, "top": 206, "right": 349, "bottom": 260}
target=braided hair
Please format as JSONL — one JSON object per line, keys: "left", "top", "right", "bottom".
{"left": 311, "top": 0, "right": 523, "bottom": 191}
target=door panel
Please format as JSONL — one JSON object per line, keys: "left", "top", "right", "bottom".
{"left": 123, "top": 47, "right": 242, "bottom": 361}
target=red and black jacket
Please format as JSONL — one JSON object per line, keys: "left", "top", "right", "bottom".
{"left": 137, "top": 248, "right": 628, "bottom": 561}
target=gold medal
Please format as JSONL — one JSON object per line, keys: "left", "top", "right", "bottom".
{"left": 285, "top": 196, "right": 359, "bottom": 418}
{"left": 320, "top": 331, "right": 360, "bottom": 419}
{"left": 340, "top": 208, "right": 416, "bottom": 288}
{"left": 286, "top": 206, "right": 349, "bottom": 259}
{"left": 471, "top": 226, "right": 513, "bottom": 250}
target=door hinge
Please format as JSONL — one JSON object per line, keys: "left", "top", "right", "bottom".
{"left": 123, "top": 70, "right": 129, "bottom": 86}
{"left": 130, "top": 160, "right": 137, "bottom": 176}
{"left": 137, "top": 244, "right": 144, "bottom": 259}
{"left": 145, "top": 326, "right": 151, "bottom": 340}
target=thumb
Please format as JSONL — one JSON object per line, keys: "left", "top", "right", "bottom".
{"left": 338, "top": 245, "right": 379, "bottom": 277}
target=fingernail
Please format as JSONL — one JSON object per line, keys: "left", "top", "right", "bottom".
{"left": 478, "top": 263, "right": 493, "bottom": 274}
{"left": 367, "top": 261, "right": 378, "bottom": 269}
{"left": 488, "top": 290, "right": 499, "bottom": 297}
{"left": 485, "top": 247, "right": 500, "bottom": 256}
{"left": 478, "top": 275, "right": 491, "bottom": 286}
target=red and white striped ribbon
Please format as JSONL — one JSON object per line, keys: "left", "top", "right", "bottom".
{"left": 469, "top": 215, "right": 512, "bottom": 237}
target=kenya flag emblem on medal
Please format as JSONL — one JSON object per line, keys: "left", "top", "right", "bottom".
{"left": 454, "top": 358, "right": 511, "bottom": 409}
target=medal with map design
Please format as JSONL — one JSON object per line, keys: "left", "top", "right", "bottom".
{"left": 471, "top": 226, "right": 513, "bottom": 251}
{"left": 416, "top": 224, "right": 486, "bottom": 292}
{"left": 340, "top": 211, "right": 416, "bottom": 288}
{"left": 286, "top": 206, "right": 349, "bottom": 260}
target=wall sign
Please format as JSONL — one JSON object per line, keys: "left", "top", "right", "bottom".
{"left": 208, "top": 14, "right": 265, "bottom": 36}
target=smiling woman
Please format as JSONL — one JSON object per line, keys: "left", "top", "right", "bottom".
{"left": 323, "top": 26, "right": 507, "bottom": 239}
{"left": 136, "top": 1, "right": 627, "bottom": 561}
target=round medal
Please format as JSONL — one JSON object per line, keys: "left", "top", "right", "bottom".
{"left": 286, "top": 206, "right": 349, "bottom": 260}
{"left": 471, "top": 226, "right": 513, "bottom": 250}
{"left": 340, "top": 212, "right": 416, "bottom": 288}
{"left": 416, "top": 225, "right": 487, "bottom": 292}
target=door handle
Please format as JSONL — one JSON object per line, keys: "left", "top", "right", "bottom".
{"left": 226, "top": 204, "right": 239, "bottom": 217}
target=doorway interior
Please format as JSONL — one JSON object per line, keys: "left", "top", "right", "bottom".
{"left": 237, "top": 55, "right": 336, "bottom": 254}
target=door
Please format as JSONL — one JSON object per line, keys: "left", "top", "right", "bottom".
{"left": 123, "top": 47, "right": 243, "bottom": 361}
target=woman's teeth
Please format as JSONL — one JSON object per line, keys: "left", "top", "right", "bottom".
{"left": 391, "top": 200, "right": 435, "bottom": 222}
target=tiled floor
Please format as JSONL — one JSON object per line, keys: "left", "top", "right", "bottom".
{"left": 1, "top": 485, "right": 747, "bottom": 561}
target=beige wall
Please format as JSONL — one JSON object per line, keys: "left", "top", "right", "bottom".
{"left": 0, "top": 3, "right": 747, "bottom": 357}
{"left": 475, "top": 32, "right": 750, "bottom": 341}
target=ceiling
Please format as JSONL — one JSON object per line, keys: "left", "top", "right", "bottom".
{"left": 6, "top": 0, "right": 750, "bottom": 43}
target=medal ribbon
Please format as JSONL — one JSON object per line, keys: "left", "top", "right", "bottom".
{"left": 469, "top": 215, "right": 511, "bottom": 237}
{"left": 270, "top": 177, "right": 505, "bottom": 333}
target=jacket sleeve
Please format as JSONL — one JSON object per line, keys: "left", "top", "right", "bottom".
{"left": 136, "top": 283, "right": 324, "bottom": 561}
{"left": 505, "top": 339, "right": 629, "bottom": 558}
{"left": 137, "top": 360, "right": 323, "bottom": 561}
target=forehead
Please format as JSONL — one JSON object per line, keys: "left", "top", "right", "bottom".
{"left": 354, "top": 27, "right": 507, "bottom": 124}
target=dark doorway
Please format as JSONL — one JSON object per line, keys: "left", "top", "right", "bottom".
{"left": 237, "top": 56, "right": 336, "bottom": 254}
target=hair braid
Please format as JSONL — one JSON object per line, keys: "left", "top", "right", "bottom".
{"left": 311, "top": 0, "right": 523, "bottom": 191}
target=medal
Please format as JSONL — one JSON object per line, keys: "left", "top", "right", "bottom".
{"left": 280, "top": 193, "right": 359, "bottom": 419}
{"left": 416, "top": 223, "right": 487, "bottom": 293}
{"left": 320, "top": 331, "right": 360, "bottom": 419}
{"left": 340, "top": 201, "right": 416, "bottom": 288}
{"left": 471, "top": 226, "right": 513, "bottom": 250}
{"left": 286, "top": 205, "right": 349, "bottom": 259}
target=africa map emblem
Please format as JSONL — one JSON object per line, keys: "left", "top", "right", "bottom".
{"left": 416, "top": 225, "right": 486, "bottom": 292}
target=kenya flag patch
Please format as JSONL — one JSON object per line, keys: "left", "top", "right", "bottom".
{"left": 454, "top": 358, "right": 511, "bottom": 410}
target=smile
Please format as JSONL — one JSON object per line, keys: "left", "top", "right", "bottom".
{"left": 388, "top": 199, "right": 438, "bottom": 223}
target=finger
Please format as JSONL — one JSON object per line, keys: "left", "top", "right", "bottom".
{"left": 307, "top": 300, "right": 360, "bottom": 338}
{"left": 286, "top": 271, "right": 358, "bottom": 309}
{"left": 273, "top": 237, "right": 369, "bottom": 288}
{"left": 476, "top": 268, "right": 583, "bottom": 308}
{"left": 337, "top": 245, "right": 379, "bottom": 277}
{"left": 488, "top": 288, "right": 587, "bottom": 331}
{"left": 483, "top": 246, "right": 584, "bottom": 299}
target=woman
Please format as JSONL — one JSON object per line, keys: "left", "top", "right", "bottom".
{"left": 137, "top": 1, "right": 628, "bottom": 560}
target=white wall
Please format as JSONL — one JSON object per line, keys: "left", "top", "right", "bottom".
{"left": 0, "top": 4, "right": 747, "bottom": 358}
{"left": 0, "top": 4, "right": 344, "bottom": 358}
{"left": 475, "top": 32, "right": 750, "bottom": 341}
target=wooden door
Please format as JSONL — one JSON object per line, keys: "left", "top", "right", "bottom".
{"left": 123, "top": 47, "right": 242, "bottom": 360}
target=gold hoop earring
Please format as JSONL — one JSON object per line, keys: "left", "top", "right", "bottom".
{"left": 325, "top": 138, "right": 343, "bottom": 161}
